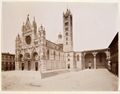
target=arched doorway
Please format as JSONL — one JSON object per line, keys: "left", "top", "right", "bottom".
{"left": 22, "top": 63, "right": 24, "bottom": 70}
{"left": 96, "top": 52, "right": 107, "bottom": 68}
{"left": 67, "top": 64, "right": 70, "bottom": 69}
{"left": 24, "top": 53, "right": 31, "bottom": 70}
{"left": 28, "top": 61, "right": 31, "bottom": 70}
{"left": 85, "top": 53, "right": 94, "bottom": 69}
{"left": 18, "top": 54, "right": 23, "bottom": 70}
{"left": 35, "top": 62, "right": 38, "bottom": 71}
{"left": 32, "top": 52, "right": 39, "bottom": 71}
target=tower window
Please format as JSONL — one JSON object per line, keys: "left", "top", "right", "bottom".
{"left": 68, "top": 59, "right": 70, "bottom": 61}
{"left": 65, "top": 22, "right": 68, "bottom": 26}
{"left": 66, "top": 37, "right": 68, "bottom": 41}
{"left": 65, "top": 27, "right": 68, "bottom": 31}
{"left": 64, "top": 16, "right": 68, "bottom": 20}
{"left": 66, "top": 32, "right": 68, "bottom": 36}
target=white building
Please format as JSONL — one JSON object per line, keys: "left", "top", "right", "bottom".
{"left": 15, "top": 9, "right": 110, "bottom": 73}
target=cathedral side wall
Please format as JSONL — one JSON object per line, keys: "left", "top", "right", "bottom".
{"left": 45, "top": 41, "right": 66, "bottom": 72}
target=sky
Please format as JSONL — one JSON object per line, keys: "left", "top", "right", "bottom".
{"left": 2, "top": 2, "right": 119, "bottom": 54}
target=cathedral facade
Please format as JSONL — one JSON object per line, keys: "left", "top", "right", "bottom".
{"left": 15, "top": 9, "right": 110, "bottom": 73}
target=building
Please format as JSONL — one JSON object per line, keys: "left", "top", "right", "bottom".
{"left": 81, "top": 48, "right": 110, "bottom": 69}
{"left": 15, "top": 9, "right": 111, "bottom": 73}
{"left": 108, "top": 32, "right": 118, "bottom": 76}
{"left": 2, "top": 53, "right": 15, "bottom": 71}
{"left": 15, "top": 14, "right": 66, "bottom": 72}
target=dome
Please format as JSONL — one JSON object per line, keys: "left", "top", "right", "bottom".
{"left": 58, "top": 33, "right": 62, "bottom": 39}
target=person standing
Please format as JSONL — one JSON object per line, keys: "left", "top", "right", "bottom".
{"left": 88, "top": 62, "right": 92, "bottom": 69}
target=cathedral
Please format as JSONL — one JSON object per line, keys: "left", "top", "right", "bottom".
{"left": 15, "top": 9, "right": 111, "bottom": 73}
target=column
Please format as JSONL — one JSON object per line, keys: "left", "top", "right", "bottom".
{"left": 105, "top": 50, "right": 110, "bottom": 68}
{"left": 79, "top": 53, "right": 82, "bottom": 70}
{"left": 105, "top": 50, "right": 110, "bottom": 61}
{"left": 82, "top": 53, "right": 86, "bottom": 69}
{"left": 93, "top": 52, "right": 97, "bottom": 69}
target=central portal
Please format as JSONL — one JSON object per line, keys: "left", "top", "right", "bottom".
{"left": 35, "top": 62, "right": 38, "bottom": 71}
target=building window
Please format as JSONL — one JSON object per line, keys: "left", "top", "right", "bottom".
{"left": 5, "top": 62, "right": 8, "bottom": 70}
{"left": 6, "top": 55, "right": 8, "bottom": 58}
{"left": 13, "top": 62, "right": 15, "bottom": 70}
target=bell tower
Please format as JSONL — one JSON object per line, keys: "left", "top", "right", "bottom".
{"left": 63, "top": 9, "right": 73, "bottom": 52}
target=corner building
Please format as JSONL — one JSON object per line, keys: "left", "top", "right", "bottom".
{"left": 15, "top": 9, "right": 111, "bottom": 73}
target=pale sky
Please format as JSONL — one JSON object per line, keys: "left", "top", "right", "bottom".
{"left": 2, "top": 2, "right": 119, "bottom": 54}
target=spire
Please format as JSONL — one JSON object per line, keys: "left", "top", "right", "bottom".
{"left": 39, "top": 24, "right": 46, "bottom": 36}
{"left": 63, "top": 8, "right": 71, "bottom": 17}
{"left": 18, "top": 34, "right": 20, "bottom": 37}
{"left": 33, "top": 17, "right": 36, "bottom": 24}
{"left": 38, "top": 24, "right": 44, "bottom": 31}
{"left": 25, "top": 14, "right": 31, "bottom": 30}
{"left": 17, "top": 34, "right": 20, "bottom": 40}
{"left": 40, "top": 24, "right": 43, "bottom": 30}
{"left": 67, "top": 8, "right": 69, "bottom": 11}
{"left": 33, "top": 16, "right": 37, "bottom": 32}
{"left": 66, "top": 8, "right": 71, "bottom": 14}
{"left": 26, "top": 14, "right": 30, "bottom": 24}
{"left": 22, "top": 22, "right": 25, "bottom": 32}
{"left": 27, "top": 14, "right": 29, "bottom": 22}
